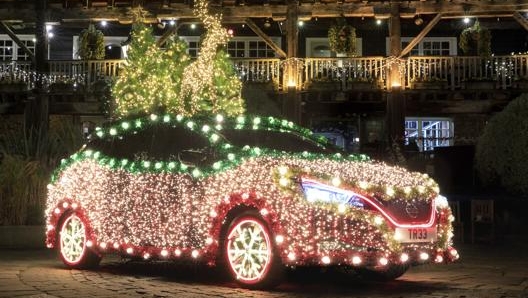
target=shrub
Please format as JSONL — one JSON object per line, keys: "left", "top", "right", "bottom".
{"left": 475, "top": 93, "right": 528, "bottom": 195}
{"left": 0, "top": 117, "right": 83, "bottom": 225}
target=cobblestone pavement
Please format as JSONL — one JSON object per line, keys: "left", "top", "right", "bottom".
{"left": 0, "top": 242, "right": 527, "bottom": 298}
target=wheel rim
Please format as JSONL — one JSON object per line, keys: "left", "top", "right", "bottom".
{"left": 226, "top": 218, "right": 272, "bottom": 283}
{"left": 60, "top": 214, "right": 87, "bottom": 265}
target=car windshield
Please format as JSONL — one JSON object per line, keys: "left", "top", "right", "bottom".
{"left": 220, "top": 128, "right": 341, "bottom": 154}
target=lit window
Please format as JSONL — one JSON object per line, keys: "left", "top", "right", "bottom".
{"left": 405, "top": 117, "right": 454, "bottom": 151}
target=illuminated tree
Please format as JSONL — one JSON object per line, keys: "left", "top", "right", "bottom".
{"left": 112, "top": 22, "right": 159, "bottom": 117}
{"left": 179, "top": 0, "right": 245, "bottom": 117}
{"left": 112, "top": 2, "right": 244, "bottom": 118}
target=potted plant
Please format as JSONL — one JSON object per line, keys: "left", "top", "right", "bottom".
{"left": 463, "top": 77, "right": 497, "bottom": 89}
{"left": 459, "top": 20, "right": 491, "bottom": 57}
{"left": 410, "top": 77, "right": 448, "bottom": 90}
{"left": 513, "top": 76, "right": 528, "bottom": 89}
{"left": 304, "top": 77, "right": 341, "bottom": 91}
{"left": 328, "top": 19, "right": 358, "bottom": 57}
{"left": 346, "top": 76, "right": 379, "bottom": 90}
{"left": 0, "top": 71, "right": 30, "bottom": 97}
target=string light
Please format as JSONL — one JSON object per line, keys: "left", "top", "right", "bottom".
{"left": 46, "top": 114, "right": 457, "bottom": 270}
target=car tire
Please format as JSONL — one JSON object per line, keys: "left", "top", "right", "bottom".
{"left": 58, "top": 212, "right": 101, "bottom": 269}
{"left": 222, "top": 212, "right": 283, "bottom": 289}
{"left": 357, "top": 264, "right": 409, "bottom": 281}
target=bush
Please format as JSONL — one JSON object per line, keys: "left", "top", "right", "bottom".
{"left": 0, "top": 117, "right": 83, "bottom": 225}
{"left": 475, "top": 93, "right": 528, "bottom": 195}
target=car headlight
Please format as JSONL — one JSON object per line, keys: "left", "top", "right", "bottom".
{"left": 435, "top": 194, "right": 449, "bottom": 209}
{"left": 301, "top": 179, "right": 363, "bottom": 208}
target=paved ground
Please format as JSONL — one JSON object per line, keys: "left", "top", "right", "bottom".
{"left": 0, "top": 240, "right": 527, "bottom": 298}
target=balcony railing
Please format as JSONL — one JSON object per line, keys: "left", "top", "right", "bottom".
{"left": 2, "top": 55, "right": 528, "bottom": 92}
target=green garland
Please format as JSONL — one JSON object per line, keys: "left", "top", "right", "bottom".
{"left": 78, "top": 24, "right": 105, "bottom": 60}
{"left": 459, "top": 20, "right": 491, "bottom": 57}
{"left": 328, "top": 22, "right": 357, "bottom": 56}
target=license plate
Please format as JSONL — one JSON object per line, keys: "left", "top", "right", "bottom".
{"left": 395, "top": 227, "right": 437, "bottom": 243}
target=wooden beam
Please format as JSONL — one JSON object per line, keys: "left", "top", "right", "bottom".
{"left": 244, "top": 18, "right": 286, "bottom": 58}
{"left": 0, "top": 21, "right": 35, "bottom": 63}
{"left": 513, "top": 11, "right": 528, "bottom": 32}
{"left": 156, "top": 22, "right": 182, "bottom": 47}
{"left": 399, "top": 13, "right": 443, "bottom": 58}
{"left": 2, "top": 2, "right": 528, "bottom": 23}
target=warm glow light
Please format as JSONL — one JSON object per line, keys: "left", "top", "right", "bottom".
{"left": 379, "top": 257, "right": 388, "bottom": 266}
{"left": 321, "top": 256, "right": 331, "bottom": 264}
{"left": 435, "top": 254, "right": 444, "bottom": 263}
{"left": 400, "top": 253, "right": 409, "bottom": 263}
{"left": 352, "top": 256, "right": 362, "bottom": 265}
{"left": 420, "top": 252, "right": 429, "bottom": 261}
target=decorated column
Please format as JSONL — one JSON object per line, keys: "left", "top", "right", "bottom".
{"left": 282, "top": 0, "right": 302, "bottom": 123}
{"left": 386, "top": 3, "right": 405, "bottom": 150}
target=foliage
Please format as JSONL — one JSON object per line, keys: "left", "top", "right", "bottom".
{"left": 78, "top": 24, "right": 105, "bottom": 60}
{"left": 459, "top": 21, "right": 491, "bottom": 57}
{"left": 0, "top": 117, "right": 84, "bottom": 225}
{"left": 112, "top": 22, "right": 190, "bottom": 118}
{"left": 184, "top": 49, "right": 245, "bottom": 115}
{"left": 475, "top": 94, "right": 528, "bottom": 195}
{"left": 328, "top": 19, "right": 357, "bottom": 56}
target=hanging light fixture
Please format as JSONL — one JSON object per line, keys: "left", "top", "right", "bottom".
{"left": 414, "top": 15, "right": 424, "bottom": 26}
{"left": 264, "top": 19, "right": 271, "bottom": 28}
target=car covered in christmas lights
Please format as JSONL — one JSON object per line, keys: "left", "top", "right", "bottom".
{"left": 46, "top": 113, "right": 459, "bottom": 289}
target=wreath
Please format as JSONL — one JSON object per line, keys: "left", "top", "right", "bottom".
{"left": 459, "top": 20, "right": 491, "bottom": 57}
{"left": 328, "top": 22, "right": 357, "bottom": 56}
{"left": 78, "top": 24, "right": 105, "bottom": 60}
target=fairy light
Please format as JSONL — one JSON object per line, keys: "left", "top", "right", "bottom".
{"left": 178, "top": 0, "right": 245, "bottom": 117}
{"left": 45, "top": 114, "right": 456, "bottom": 270}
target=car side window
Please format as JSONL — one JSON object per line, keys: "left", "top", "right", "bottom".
{"left": 149, "top": 125, "right": 213, "bottom": 165}
{"left": 86, "top": 128, "right": 153, "bottom": 160}
{"left": 221, "top": 129, "right": 329, "bottom": 154}
{"left": 86, "top": 124, "right": 215, "bottom": 167}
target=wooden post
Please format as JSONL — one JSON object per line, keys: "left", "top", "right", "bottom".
{"left": 386, "top": 3, "right": 405, "bottom": 150}
{"left": 282, "top": 0, "right": 301, "bottom": 123}
{"left": 388, "top": 3, "right": 402, "bottom": 89}
{"left": 24, "top": 0, "right": 49, "bottom": 160}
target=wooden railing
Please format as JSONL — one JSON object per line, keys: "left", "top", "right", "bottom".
{"left": 304, "top": 57, "right": 386, "bottom": 90}
{"left": 2, "top": 55, "right": 528, "bottom": 92}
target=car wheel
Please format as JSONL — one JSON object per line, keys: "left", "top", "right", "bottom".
{"left": 58, "top": 212, "right": 101, "bottom": 269}
{"left": 357, "top": 264, "right": 409, "bottom": 281}
{"left": 223, "top": 213, "right": 283, "bottom": 289}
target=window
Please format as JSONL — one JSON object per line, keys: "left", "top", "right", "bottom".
{"left": 221, "top": 129, "right": 331, "bottom": 154}
{"left": 0, "top": 35, "right": 35, "bottom": 61}
{"left": 186, "top": 38, "right": 200, "bottom": 58}
{"left": 86, "top": 124, "right": 215, "bottom": 167}
{"left": 306, "top": 37, "right": 363, "bottom": 57}
{"left": 386, "top": 37, "right": 457, "bottom": 56}
{"left": 405, "top": 117, "right": 454, "bottom": 151}
{"left": 180, "top": 36, "right": 281, "bottom": 58}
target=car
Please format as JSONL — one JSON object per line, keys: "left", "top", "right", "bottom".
{"left": 45, "top": 113, "right": 459, "bottom": 289}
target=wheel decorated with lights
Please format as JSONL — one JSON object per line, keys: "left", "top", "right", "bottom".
{"left": 58, "top": 212, "right": 101, "bottom": 269}
{"left": 224, "top": 213, "right": 282, "bottom": 289}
